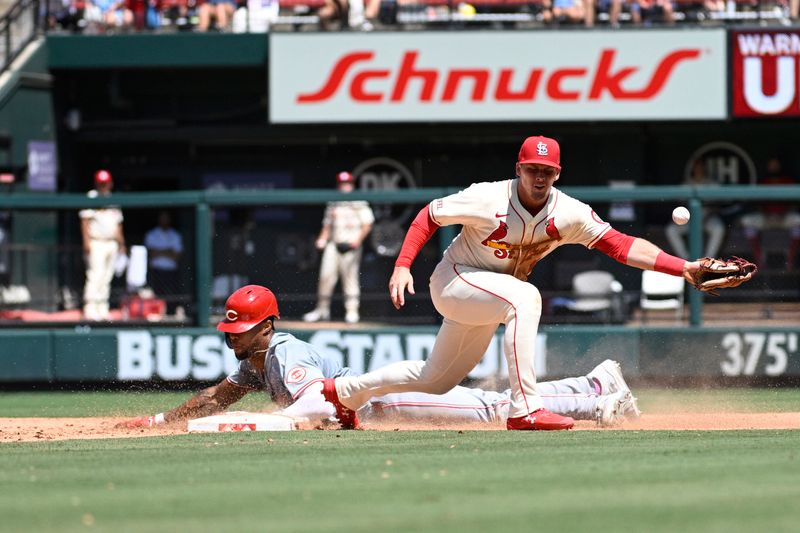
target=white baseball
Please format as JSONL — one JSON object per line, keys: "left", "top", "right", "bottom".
{"left": 672, "top": 206, "right": 690, "bottom": 225}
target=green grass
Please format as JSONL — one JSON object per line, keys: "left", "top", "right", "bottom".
{"left": 3, "top": 387, "right": 800, "bottom": 417}
{"left": 1, "top": 389, "right": 799, "bottom": 532}
{"left": 2, "top": 431, "right": 799, "bottom": 533}
{"left": 0, "top": 391, "right": 273, "bottom": 417}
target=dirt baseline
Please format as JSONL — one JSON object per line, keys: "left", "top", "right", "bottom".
{"left": 2, "top": 413, "right": 799, "bottom": 443}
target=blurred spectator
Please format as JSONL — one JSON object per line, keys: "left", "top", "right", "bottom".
{"left": 596, "top": 0, "right": 624, "bottom": 27}
{"left": 630, "top": 0, "right": 674, "bottom": 24}
{"left": 92, "top": 0, "right": 134, "bottom": 29}
{"left": 552, "top": 0, "right": 587, "bottom": 23}
{"left": 198, "top": 0, "right": 237, "bottom": 30}
{"left": 161, "top": 0, "right": 198, "bottom": 28}
{"left": 44, "top": 0, "right": 87, "bottom": 31}
{"left": 303, "top": 171, "right": 374, "bottom": 324}
{"left": 357, "top": 0, "right": 382, "bottom": 30}
{"left": 145, "top": 210, "right": 183, "bottom": 313}
{"left": 79, "top": 170, "right": 125, "bottom": 321}
{"left": 739, "top": 157, "right": 800, "bottom": 271}
{"left": 125, "top": 0, "right": 163, "bottom": 30}
{"left": 665, "top": 159, "right": 725, "bottom": 260}
{"left": 232, "top": 0, "right": 279, "bottom": 32}
{"left": 318, "top": 0, "right": 349, "bottom": 28}
{"left": 584, "top": 0, "right": 595, "bottom": 25}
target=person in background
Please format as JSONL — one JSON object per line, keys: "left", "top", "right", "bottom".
{"left": 739, "top": 157, "right": 800, "bottom": 270}
{"left": 551, "top": 0, "right": 586, "bottom": 24}
{"left": 144, "top": 210, "right": 183, "bottom": 313}
{"left": 80, "top": 169, "right": 125, "bottom": 321}
{"left": 629, "top": 0, "right": 674, "bottom": 25}
{"left": 303, "top": 171, "right": 374, "bottom": 324}
{"left": 197, "top": 0, "right": 236, "bottom": 30}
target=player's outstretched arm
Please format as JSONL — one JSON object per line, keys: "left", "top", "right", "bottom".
{"left": 595, "top": 231, "right": 698, "bottom": 277}
{"left": 389, "top": 266, "right": 415, "bottom": 309}
{"left": 625, "top": 237, "right": 703, "bottom": 277}
{"left": 115, "top": 379, "right": 249, "bottom": 428}
{"left": 625, "top": 237, "right": 676, "bottom": 270}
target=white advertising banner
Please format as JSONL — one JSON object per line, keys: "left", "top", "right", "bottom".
{"left": 269, "top": 30, "right": 727, "bottom": 123}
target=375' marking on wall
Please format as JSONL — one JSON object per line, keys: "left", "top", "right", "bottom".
{"left": 720, "top": 332, "right": 798, "bottom": 376}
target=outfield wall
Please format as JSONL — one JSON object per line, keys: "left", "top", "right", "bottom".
{"left": 2, "top": 325, "right": 797, "bottom": 383}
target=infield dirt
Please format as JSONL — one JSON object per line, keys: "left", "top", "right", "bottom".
{"left": 2, "top": 413, "right": 799, "bottom": 443}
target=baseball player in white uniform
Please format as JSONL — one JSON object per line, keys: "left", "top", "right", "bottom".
{"left": 118, "top": 285, "right": 639, "bottom": 430}
{"left": 322, "top": 135, "right": 703, "bottom": 431}
{"left": 79, "top": 170, "right": 125, "bottom": 321}
{"left": 304, "top": 171, "right": 375, "bottom": 324}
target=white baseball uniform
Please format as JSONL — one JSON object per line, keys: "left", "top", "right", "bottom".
{"left": 336, "top": 180, "right": 611, "bottom": 418}
{"left": 227, "top": 332, "right": 606, "bottom": 425}
{"left": 79, "top": 192, "right": 123, "bottom": 320}
{"left": 314, "top": 200, "right": 375, "bottom": 316}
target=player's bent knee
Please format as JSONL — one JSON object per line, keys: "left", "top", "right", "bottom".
{"left": 506, "top": 284, "right": 542, "bottom": 319}
{"left": 416, "top": 370, "right": 462, "bottom": 394}
{"left": 515, "top": 282, "right": 541, "bottom": 304}
{"left": 418, "top": 381, "right": 459, "bottom": 395}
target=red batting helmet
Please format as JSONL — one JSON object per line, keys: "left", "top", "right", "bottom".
{"left": 94, "top": 169, "right": 113, "bottom": 184}
{"left": 518, "top": 136, "right": 561, "bottom": 171}
{"left": 217, "top": 285, "right": 280, "bottom": 334}
{"left": 336, "top": 171, "right": 354, "bottom": 184}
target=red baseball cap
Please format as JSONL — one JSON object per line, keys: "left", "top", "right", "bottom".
{"left": 217, "top": 285, "right": 280, "bottom": 334}
{"left": 94, "top": 169, "right": 113, "bottom": 184}
{"left": 336, "top": 171, "right": 354, "bottom": 184}
{"left": 518, "top": 136, "right": 561, "bottom": 170}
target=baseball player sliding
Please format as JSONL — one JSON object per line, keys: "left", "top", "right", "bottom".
{"left": 117, "top": 285, "right": 640, "bottom": 430}
{"left": 322, "top": 135, "right": 753, "bottom": 431}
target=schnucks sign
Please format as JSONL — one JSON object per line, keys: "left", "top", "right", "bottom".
{"left": 732, "top": 30, "right": 800, "bottom": 117}
{"left": 269, "top": 30, "right": 726, "bottom": 123}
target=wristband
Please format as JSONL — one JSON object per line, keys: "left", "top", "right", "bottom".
{"left": 653, "top": 251, "right": 686, "bottom": 277}
{"left": 154, "top": 413, "right": 166, "bottom": 425}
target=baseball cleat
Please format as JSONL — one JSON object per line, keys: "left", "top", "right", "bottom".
{"left": 595, "top": 390, "right": 636, "bottom": 427}
{"left": 587, "top": 359, "right": 631, "bottom": 396}
{"left": 507, "top": 409, "right": 574, "bottom": 431}
{"left": 321, "top": 378, "right": 360, "bottom": 429}
{"left": 622, "top": 392, "right": 642, "bottom": 420}
{"left": 302, "top": 309, "right": 330, "bottom": 322}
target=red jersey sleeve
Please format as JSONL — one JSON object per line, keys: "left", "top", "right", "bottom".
{"left": 395, "top": 205, "right": 440, "bottom": 268}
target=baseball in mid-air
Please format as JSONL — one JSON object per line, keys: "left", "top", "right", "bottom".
{"left": 672, "top": 206, "right": 690, "bottom": 225}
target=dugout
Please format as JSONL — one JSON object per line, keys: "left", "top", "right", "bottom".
{"left": 0, "top": 31, "right": 799, "bottom": 324}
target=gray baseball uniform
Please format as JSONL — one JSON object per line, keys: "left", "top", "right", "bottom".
{"left": 227, "top": 332, "right": 602, "bottom": 425}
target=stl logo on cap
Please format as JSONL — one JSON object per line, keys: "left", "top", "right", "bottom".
{"left": 518, "top": 135, "right": 561, "bottom": 170}
{"left": 536, "top": 142, "right": 549, "bottom": 156}
{"left": 226, "top": 309, "right": 239, "bottom": 321}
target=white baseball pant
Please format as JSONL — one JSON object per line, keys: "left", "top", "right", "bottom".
{"left": 315, "top": 242, "right": 362, "bottom": 315}
{"left": 83, "top": 239, "right": 118, "bottom": 319}
{"left": 364, "top": 375, "right": 598, "bottom": 424}
{"left": 336, "top": 260, "right": 544, "bottom": 418}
